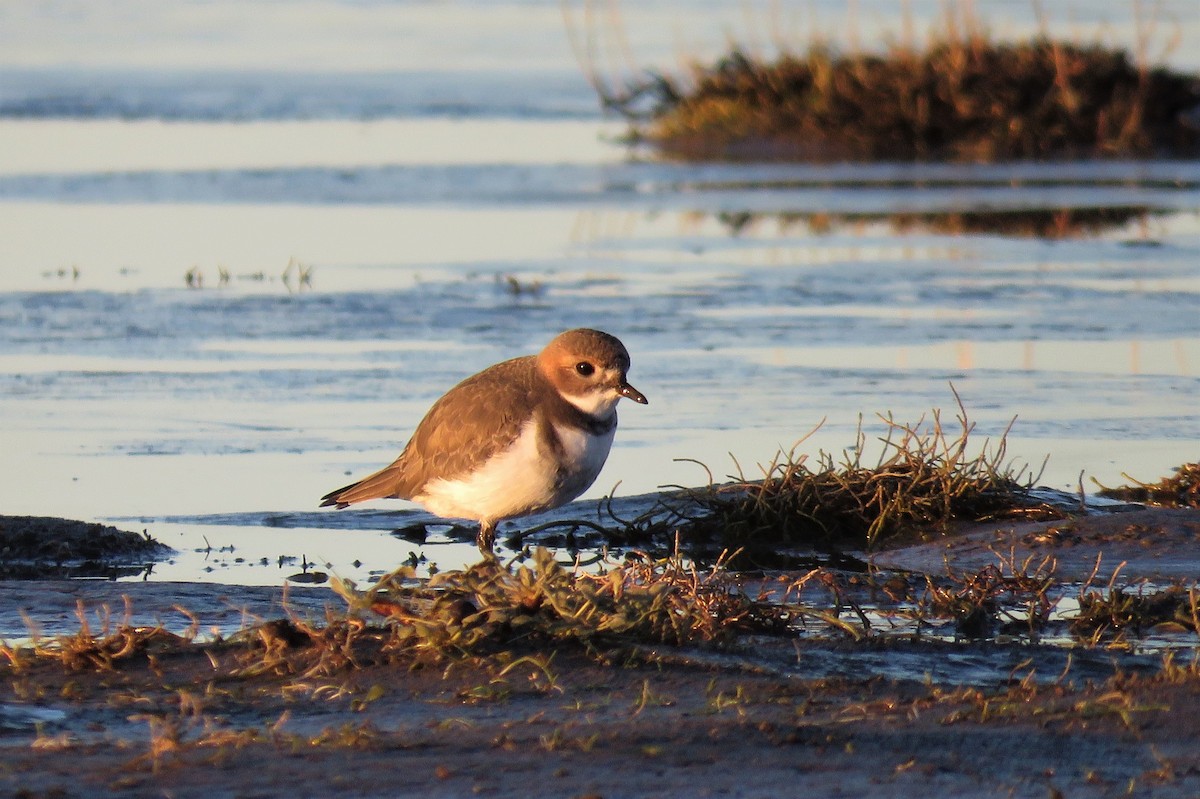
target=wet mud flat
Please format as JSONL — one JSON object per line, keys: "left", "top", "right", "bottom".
{"left": 5, "top": 638, "right": 1200, "bottom": 799}
{"left": 4, "top": 506, "right": 1200, "bottom": 798}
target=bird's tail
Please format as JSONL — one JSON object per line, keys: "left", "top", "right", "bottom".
{"left": 319, "top": 463, "right": 404, "bottom": 509}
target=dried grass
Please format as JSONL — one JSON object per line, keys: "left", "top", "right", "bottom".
{"left": 601, "top": 25, "right": 1199, "bottom": 161}
{"left": 642, "top": 396, "right": 1057, "bottom": 566}
{"left": 334, "top": 546, "right": 789, "bottom": 655}
{"left": 1094, "top": 463, "right": 1200, "bottom": 508}
{"left": 1070, "top": 559, "right": 1200, "bottom": 645}
{"left": 922, "top": 550, "right": 1058, "bottom": 639}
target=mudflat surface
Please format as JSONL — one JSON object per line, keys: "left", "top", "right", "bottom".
{"left": 875, "top": 506, "right": 1200, "bottom": 582}
{"left": 4, "top": 637, "right": 1200, "bottom": 799}
{"left": 3, "top": 506, "right": 1200, "bottom": 798}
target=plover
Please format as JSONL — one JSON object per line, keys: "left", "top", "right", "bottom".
{"left": 320, "top": 328, "right": 647, "bottom": 552}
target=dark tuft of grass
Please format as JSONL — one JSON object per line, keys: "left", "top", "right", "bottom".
{"left": 33, "top": 599, "right": 196, "bottom": 672}
{"left": 604, "top": 33, "right": 1200, "bottom": 162}
{"left": 1094, "top": 463, "right": 1200, "bottom": 508}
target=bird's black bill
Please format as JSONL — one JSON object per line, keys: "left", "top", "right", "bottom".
{"left": 619, "top": 382, "right": 648, "bottom": 404}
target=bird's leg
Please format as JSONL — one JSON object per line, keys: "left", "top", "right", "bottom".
{"left": 477, "top": 520, "right": 496, "bottom": 555}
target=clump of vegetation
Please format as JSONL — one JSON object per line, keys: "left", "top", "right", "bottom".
{"left": 335, "top": 547, "right": 789, "bottom": 655}
{"left": 922, "top": 553, "right": 1058, "bottom": 640}
{"left": 636, "top": 401, "right": 1058, "bottom": 567}
{"left": 7, "top": 551, "right": 1200, "bottom": 695}
{"left": 1072, "top": 578, "right": 1200, "bottom": 645}
{"left": 1064, "top": 557, "right": 1200, "bottom": 646}
{"left": 600, "top": 28, "right": 1199, "bottom": 161}
{"left": 2, "top": 548, "right": 797, "bottom": 684}
{"left": 1095, "top": 463, "right": 1200, "bottom": 508}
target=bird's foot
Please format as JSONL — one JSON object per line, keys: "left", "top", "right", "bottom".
{"left": 476, "top": 523, "right": 497, "bottom": 559}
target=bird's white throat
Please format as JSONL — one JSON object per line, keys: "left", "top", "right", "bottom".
{"left": 562, "top": 386, "right": 621, "bottom": 419}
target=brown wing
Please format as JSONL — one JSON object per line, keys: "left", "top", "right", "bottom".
{"left": 320, "top": 356, "right": 540, "bottom": 508}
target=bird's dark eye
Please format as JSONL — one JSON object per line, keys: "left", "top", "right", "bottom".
{"left": 574, "top": 361, "right": 595, "bottom": 377}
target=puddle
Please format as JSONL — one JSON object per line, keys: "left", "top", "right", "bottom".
{"left": 0, "top": 704, "right": 67, "bottom": 732}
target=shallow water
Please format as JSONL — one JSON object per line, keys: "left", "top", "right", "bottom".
{"left": 2, "top": 1, "right": 1199, "bottom": 586}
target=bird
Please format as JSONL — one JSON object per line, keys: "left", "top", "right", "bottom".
{"left": 320, "top": 328, "right": 648, "bottom": 553}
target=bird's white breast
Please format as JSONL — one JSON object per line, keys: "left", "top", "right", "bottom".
{"left": 415, "top": 415, "right": 615, "bottom": 524}
{"left": 551, "top": 418, "right": 615, "bottom": 499}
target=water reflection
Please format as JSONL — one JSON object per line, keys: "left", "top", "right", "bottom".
{"left": 715, "top": 206, "right": 1163, "bottom": 239}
